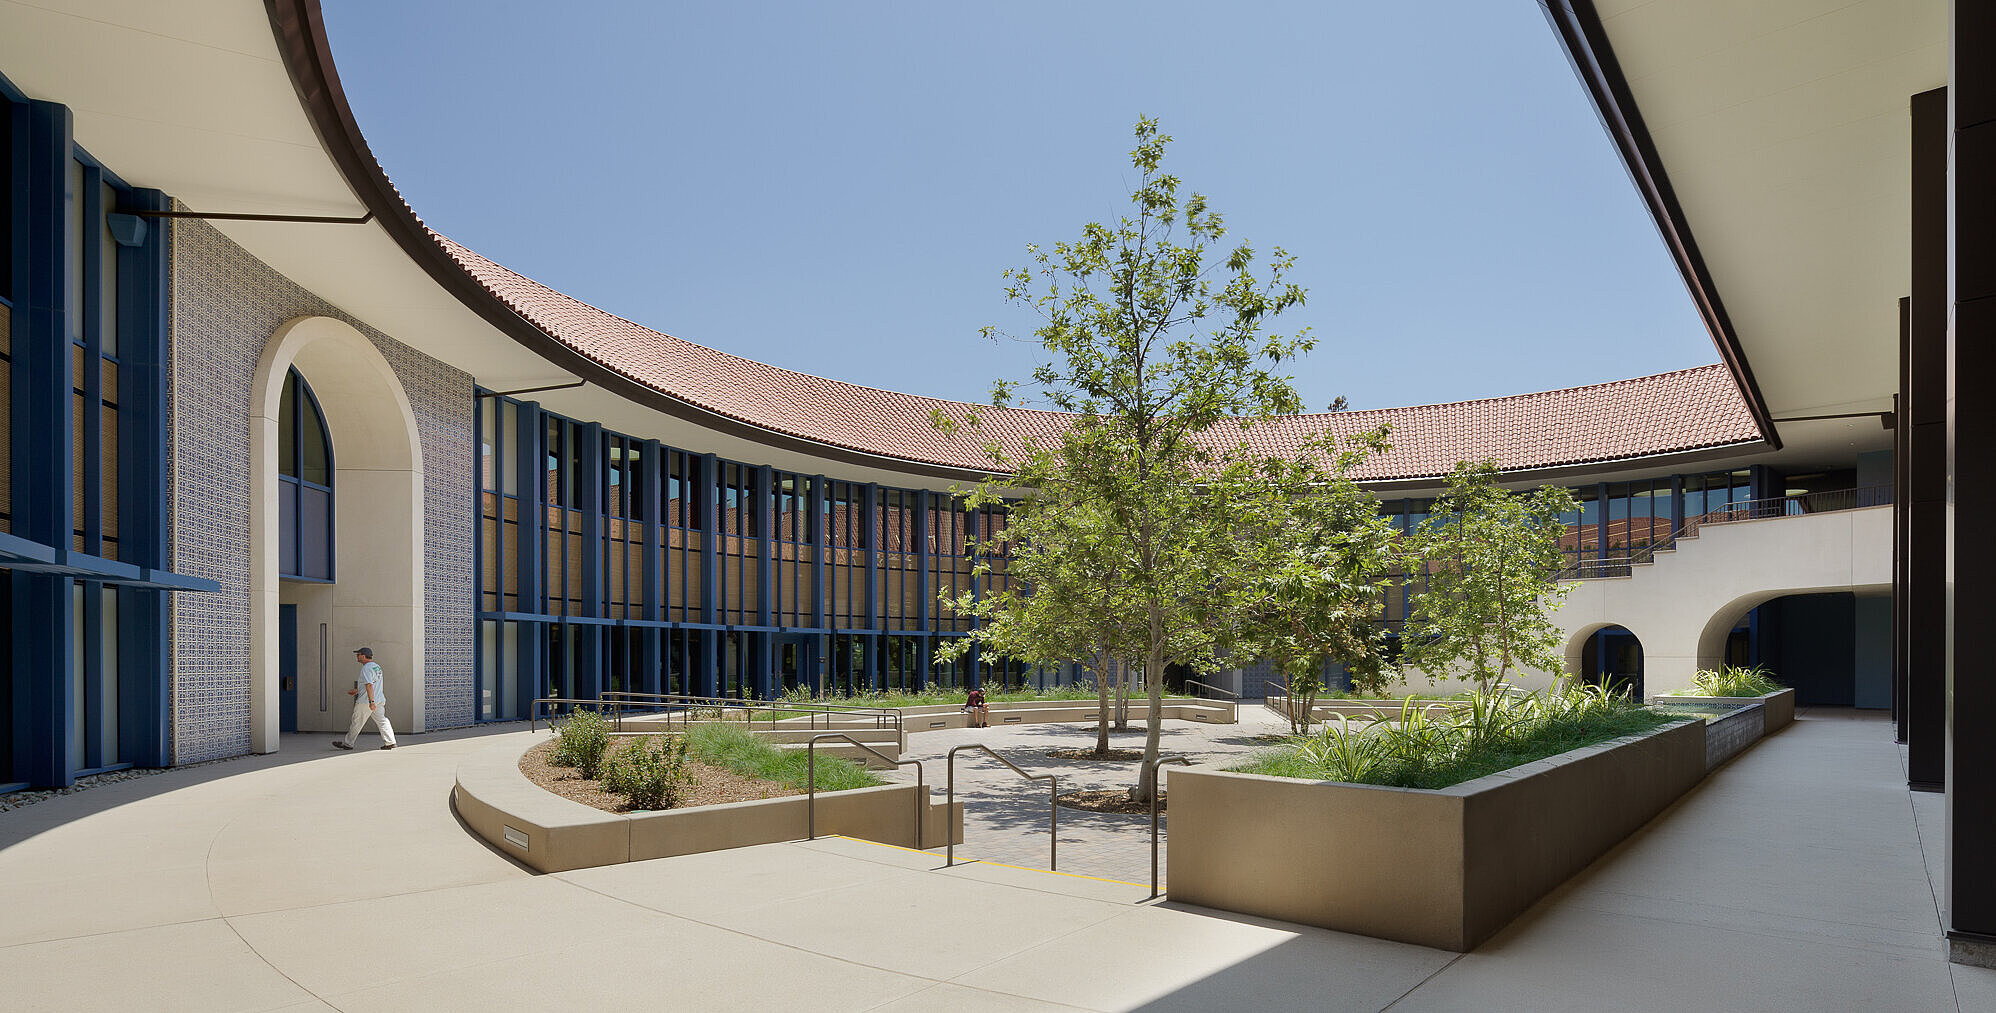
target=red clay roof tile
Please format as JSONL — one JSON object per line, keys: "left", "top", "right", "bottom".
{"left": 432, "top": 233, "right": 1762, "bottom": 482}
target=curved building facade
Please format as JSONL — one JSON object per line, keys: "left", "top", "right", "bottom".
{"left": 0, "top": 1, "right": 1895, "bottom": 792}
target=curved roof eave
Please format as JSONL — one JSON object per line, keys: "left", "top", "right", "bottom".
{"left": 263, "top": 0, "right": 1765, "bottom": 486}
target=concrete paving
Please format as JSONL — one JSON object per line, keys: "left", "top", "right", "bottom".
{"left": 889, "top": 704, "right": 1295, "bottom": 884}
{"left": 1, "top": 708, "right": 1989, "bottom": 1011}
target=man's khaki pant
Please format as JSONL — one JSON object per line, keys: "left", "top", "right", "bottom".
{"left": 342, "top": 697, "right": 397, "bottom": 747}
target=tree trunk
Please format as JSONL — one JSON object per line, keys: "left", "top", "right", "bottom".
{"left": 1094, "top": 660, "right": 1112, "bottom": 755}
{"left": 1113, "top": 659, "right": 1132, "bottom": 730}
{"left": 1131, "top": 647, "right": 1167, "bottom": 803}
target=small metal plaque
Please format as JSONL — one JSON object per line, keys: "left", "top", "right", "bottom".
{"left": 502, "top": 825, "right": 530, "bottom": 850}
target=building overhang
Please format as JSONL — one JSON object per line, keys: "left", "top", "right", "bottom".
{"left": 0, "top": 2, "right": 1794, "bottom": 490}
{"left": 1542, "top": 0, "right": 1949, "bottom": 442}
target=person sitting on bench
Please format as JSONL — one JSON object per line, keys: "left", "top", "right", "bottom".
{"left": 963, "top": 687, "right": 989, "bottom": 728}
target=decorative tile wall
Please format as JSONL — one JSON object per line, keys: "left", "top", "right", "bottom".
{"left": 165, "top": 216, "right": 475, "bottom": 762}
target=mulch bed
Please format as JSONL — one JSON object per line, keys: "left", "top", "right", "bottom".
{"left": 1056, "top": 788, "right": 1165, "bottom": 815}
{"left": 1046, "top": 747, "right": 1147, "bottom": 762}
{"left": 519, "top": 737, "right": 799, "bottom": 814}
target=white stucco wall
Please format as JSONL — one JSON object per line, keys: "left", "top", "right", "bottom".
{"left": 1550, "top": 505, "right": 1893, "bottom": 695}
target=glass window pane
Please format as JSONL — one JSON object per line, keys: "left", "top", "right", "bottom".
{"left": 300, "top": 389, "right": 330, "bottom": 487}
{"left": 279, "top": 372, "right": 297, "bottom": 479}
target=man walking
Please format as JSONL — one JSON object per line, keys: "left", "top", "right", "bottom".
{"left": 334, "top": 647, "right": 397, "bottom": 750}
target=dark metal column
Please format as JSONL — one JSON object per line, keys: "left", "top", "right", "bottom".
{"left": 10, "top": 101, "right": 77, "bottom": 788}
{"left": 513, "top": 402, "right": 545, "bottom": 716}
{"left": 639, "top": 440, "right": 663, "bottom": 698}
{"left": 1895, "top": 298, "right": 1911, "bottom": 744}
{"left": 117, "top": 187, "right": 170, "bottom": 768}
{"left": 1946, "top": 0, "right": 1996, "bottom": 962}
{"left": 1909, "top": 86, "right": 1949, "bottom": 792}
{"left": 914, "top": 492, "right": 931, "bottom": 691}
{"left": 696, "top": 454, "right": 719, "bottom": 698}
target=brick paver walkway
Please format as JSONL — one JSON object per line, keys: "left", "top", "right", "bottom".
{"left": 885, "top": 704, "right": 1295, "bottom": 884}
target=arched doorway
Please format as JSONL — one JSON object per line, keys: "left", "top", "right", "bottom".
{"left": 1573, "top": 625, "right": 1644, "bottom": 698}
{"left": 249, "top": 317, "right": 425, "bottom": 752}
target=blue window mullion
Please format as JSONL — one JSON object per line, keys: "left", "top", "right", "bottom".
{"left": 79, "top": 165, "right": 103, "bottom": 556}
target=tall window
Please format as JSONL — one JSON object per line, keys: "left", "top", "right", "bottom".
{"left": 279, "top": 368, "right": 334, "bottom": 581}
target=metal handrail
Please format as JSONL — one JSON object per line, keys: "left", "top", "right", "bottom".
{"left": 806, "top": 733, "right": 926, "bottom": 851}
{"left": 946, "top": 744, "right": 1058, "bottom": 872}
{"left": 1146, "top": 755, "right": 1193, "bottom": 899}
{"left": 1182, "top": 680, "right": 1237, "bottom": 701}
{"left": 1558, "top": 485, "right": 1893, "bottom": 581}
{"left": 1263, "top": 680, "right": 1297, "bottom": 722}
{"left": 596, "top": 691, "right": 901, "bottom": 737}
{"left": 530, "top": 696, "right": 620, "bottom": 732}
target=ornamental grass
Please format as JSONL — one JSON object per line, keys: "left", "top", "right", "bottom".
{"left": 1233, "top": 685, "right": 1678, "bottom": 790}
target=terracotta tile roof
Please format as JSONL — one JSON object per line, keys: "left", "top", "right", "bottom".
{"left": 433, "top": 234, "right": 1762, "bottom": 482}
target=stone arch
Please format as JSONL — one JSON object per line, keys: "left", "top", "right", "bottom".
{"left": 1563, "top": 620, "right": 1650, "bottom": 681}
{"left": 248, "top": 316, "right": 425, "bottom": 752}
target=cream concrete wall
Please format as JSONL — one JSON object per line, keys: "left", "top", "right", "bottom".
{"left": 1551, "top": 506, "right": 1892, "bottom": 696}
{"left": 249, "top": 317, "right": 427, "bottom": 751}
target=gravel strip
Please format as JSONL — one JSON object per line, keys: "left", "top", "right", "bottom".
{"left": 0, "top": 754, "right": 250, "bottom": 814}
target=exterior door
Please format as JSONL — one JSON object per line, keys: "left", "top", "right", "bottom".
{"left": 279, "top": 604, "right": 299, "bottom": 733}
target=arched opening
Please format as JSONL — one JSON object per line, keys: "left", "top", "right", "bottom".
{"left": 249, "top": 317, "right": 425, "bottom": 752}
{"left": 1696, "top": 591, "right": 1893, "bottom": 708}
{"left": 1579, "top": 626, "right": 1644, "bottom": 698}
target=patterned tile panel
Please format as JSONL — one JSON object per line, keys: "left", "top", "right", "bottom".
{"left": 165, "top": 216, "right": 475, "bottom": 763}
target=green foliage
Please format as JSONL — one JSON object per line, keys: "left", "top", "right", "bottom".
{"left": 938, "top": 117, "right": 1346, "bottom": 799}
{"left": 1222, "top": 436, "right": 1397, "bottom": 728}
{"left": 599, "top": 735, "right": 691, "bottom": 811}
{"left": 1675, "top": 665, "right": 1785, "bottom": 698}
{"left": 550, "top": 708, "right": 611, "bottom": 779}
{"left": 683, "top": 724, "right": 883, "bottom": 793}
{"left": 1234, "top": 685, "right": 1675, "bottom": 790}
{"left": 1402, "top": 462, "right": 1579, "bottom": 692}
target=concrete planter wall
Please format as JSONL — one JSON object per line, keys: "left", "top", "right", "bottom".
{"left": 1654, "top": 687, "right": 1795, "bottom": 732}
{"left": 454, "top": 737, "right": 962, "bottom": 874}
{"left": 1166, "top": 719, "right": 1707, "bottom": 951}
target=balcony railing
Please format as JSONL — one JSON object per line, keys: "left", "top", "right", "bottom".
{"left": 1558, "top": 485, "right": 1892, "bottom": 580}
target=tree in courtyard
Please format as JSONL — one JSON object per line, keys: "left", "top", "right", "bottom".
{"left": 1223, "top": 432, "right": 1397, "bottom": 734}
{"left": 1401, "top": 461, "right": 1578, "bottom": 693}
{"left": 938, "top": 117, "right": 1323, "bottom": 800}
{"left": 943, "top": 492, "right": 1141, "bottom": 755}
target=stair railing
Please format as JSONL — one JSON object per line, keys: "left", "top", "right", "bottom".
{"left": 946, "top": 744, "right": 1058, "bottom": 871}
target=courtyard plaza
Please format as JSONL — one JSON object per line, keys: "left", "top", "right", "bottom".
{"left": 0, "top": 710, "right": 1988, "bottom": 1011}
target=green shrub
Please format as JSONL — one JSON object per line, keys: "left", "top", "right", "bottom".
{"left": 1233, "top": 685, "right": 1675, "bottom": 790}
{"left": 551, "top": 708, "right": 611, "bottom": 779}
{"left": 1675, "top": 665, "right": 1784, "bottom": 698}
{"left": 600, "top": 735, "right": 691, "bottom": 811}
{"left": 683, "top": 723, "right": 883, "bottom": 792}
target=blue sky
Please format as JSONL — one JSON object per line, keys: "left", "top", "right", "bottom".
{"left": 323, "top": 1, "right": 1711, "bottom": 411}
